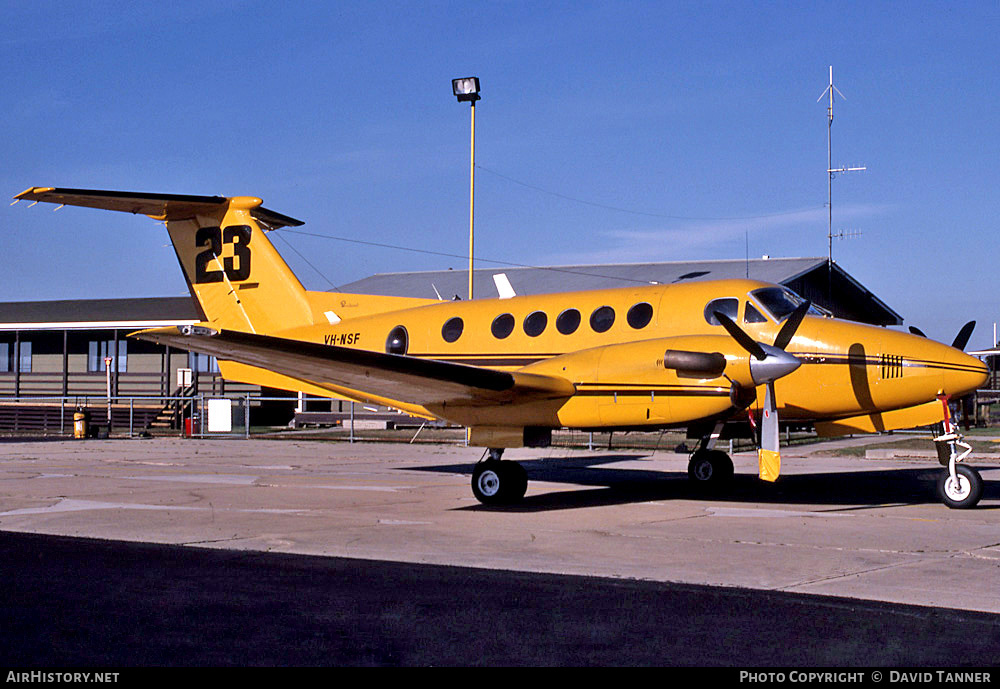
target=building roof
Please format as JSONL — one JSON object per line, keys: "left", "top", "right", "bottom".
{"left": 0, "top": 296, "right": 200, "bottom": 331}
{"left": 340, "top": 256, "right": 823, "bottom": 298}
{"left": 0, "top": 257, "right": 903, "bottom": 331}
{"left": 339, "top": 257, "right": 903, "bottom": 326}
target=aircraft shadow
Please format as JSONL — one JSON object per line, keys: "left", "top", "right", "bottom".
{"left": 416, "top": 454, "right": 1000, "bottom": 512}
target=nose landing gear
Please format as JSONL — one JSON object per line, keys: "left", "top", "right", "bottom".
{"left": 934, "top": 396, "right": 983, "bottom": 509}
{"left": 934, "top": 430, "right": 983, "bottom": 509}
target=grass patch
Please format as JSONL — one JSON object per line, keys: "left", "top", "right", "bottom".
{"left": 816, "top": 435, "right": 1000, "bottom": 457}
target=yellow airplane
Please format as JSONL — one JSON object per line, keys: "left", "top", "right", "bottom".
{"left": 13, "top": 187, "right": 990, "bottom": 508}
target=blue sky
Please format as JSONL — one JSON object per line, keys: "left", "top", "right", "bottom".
{"left": 2, "top": 1, "right": 998, "bottom": 347}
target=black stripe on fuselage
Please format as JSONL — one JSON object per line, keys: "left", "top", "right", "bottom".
{"left": 790, "top": 352, "right": 983, "bottom": 374}
{"left": 410, "top": 350, "right": 980, "bottom": 376}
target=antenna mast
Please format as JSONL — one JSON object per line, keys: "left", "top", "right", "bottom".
{"left": 818, "top": 65, "right": 866, "bottom": 303}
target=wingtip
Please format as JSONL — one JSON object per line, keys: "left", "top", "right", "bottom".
{"left": 13, "top": 186, "right": 54, "bottom": 201}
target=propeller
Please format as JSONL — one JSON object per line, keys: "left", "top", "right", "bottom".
{"left": 907, "top": 320, "right": 978, "bottom": 428}
{"left": 906, "top": 321, "right": 976, "bottom": 351}
{"left": 950, "top": 321, "right": 977, "bottom": 428}
{"left": 713, "top": 300, "right": 809, "bottom": 386}
{"left": 712, "top": 300, "right": 811, "bottom": 482}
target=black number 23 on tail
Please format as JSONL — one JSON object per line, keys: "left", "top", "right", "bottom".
{"left": 194, "top": 225, "right": 252, "bottom": 283}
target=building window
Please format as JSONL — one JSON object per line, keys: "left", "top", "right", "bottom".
{"left": 188, "top": 351, "right": 219, "bottom": 373}
{"left": 19, "top": 341, "right": 31, "bottom": 373}
{"left": 0, "top": 343, "right": 8, "bottom": 373}
{"left": 88, "top": 340, "right": 127, "bottom": 373}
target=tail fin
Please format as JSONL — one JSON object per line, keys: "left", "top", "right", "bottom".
{"left": 14, "top": 188, "right": 313, "bottom": 334}
{"left": 166, "top": 197, "right": 312, "bottom": 333}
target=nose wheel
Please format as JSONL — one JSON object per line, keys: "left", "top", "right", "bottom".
{"left": 938, "top": 464, "right": 983, "bottom": 509}
{"left": 471, "top": 449, "right": 528, "bottom": 505}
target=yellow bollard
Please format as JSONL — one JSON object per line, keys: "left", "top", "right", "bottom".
{"left": 73, "top": 410, "right": 89, "bottom": 439}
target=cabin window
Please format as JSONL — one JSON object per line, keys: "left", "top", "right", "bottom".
{"left": 556, "top": 308, "right": 581, "bottom": 335}
{"left": 590, "top": 306, "right": 615, "bottom": 333}
{"left": 704, "top": 298, "right": 738, "bottom": 326}
{"left": 442, "top": 317, "right": 464, "bottom": 343}
{"left": 744, "top": 302, "right": 768, "bottom": 324}
{"left": 627, "top": 302, "right": 653, "bottom": 329}
{"left": 385, "top": 326, "right": 409, "bottom": 355}
{"left": 524, "top": 311, "right": 548, "bottom": 337}
{"left": 491, "top": 313, "right": 515, "bottom": 339}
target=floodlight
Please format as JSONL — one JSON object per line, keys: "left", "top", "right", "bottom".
{"left": 452, "top": 77, "right": 481, "bottom": 102}
{"left": 451, "top": 76, "right": 482, "bottom": 299}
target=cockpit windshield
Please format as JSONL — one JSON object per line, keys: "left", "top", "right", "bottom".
{"left": 750, "top": 287, "right": 826, "bottom": 322}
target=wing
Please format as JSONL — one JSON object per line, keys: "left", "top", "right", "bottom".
{"left": 132, "top": 326, "right": 576, "bottom": 408}
{"left": 13, "top": 187, "right": 303, "bottom": 228}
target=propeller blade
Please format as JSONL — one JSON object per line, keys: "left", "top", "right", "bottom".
{"left": 772, "top": 300, "right": 811, "bottom": 351}
{"left": 714, "top": 311, "right": 766, "bottom": 361}
{"left": 952, "top": 321, "right": 976, "bottom": 351}
{"left": 758, "top": 381, "right": 781, "bottom": 482}
{"left": 908, "top": 326, "right": 927, "bottom": 337}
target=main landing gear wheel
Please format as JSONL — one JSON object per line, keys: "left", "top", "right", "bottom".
{"left": 687, "top": 449, "right": 734, "bottom": 489}
{"left": 937, "top": 464, "right": 983, "bottom": 509}
{"left": 472, "top": 459, "right": 528, "bottom": 505}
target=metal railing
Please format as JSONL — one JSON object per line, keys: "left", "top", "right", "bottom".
{"left": 0, "top": 395, "right": 449, "bottom": 442}
{"left": 0, "top": 394, "right": 288, "bottom": 439}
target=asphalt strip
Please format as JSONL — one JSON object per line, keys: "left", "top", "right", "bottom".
{"left": 1, "top": 530, "right": 998, "bottom": 667}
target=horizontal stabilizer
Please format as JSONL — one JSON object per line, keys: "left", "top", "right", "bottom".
{"left": 132, "top": 326, "right": 576, "bottom": 408}
{"left": 13, "top": 187, "right": 304, "bottom": 228}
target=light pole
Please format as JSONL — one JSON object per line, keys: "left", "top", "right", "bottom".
{"left": 452, "top": 76, "right": 481, "bottom": 300}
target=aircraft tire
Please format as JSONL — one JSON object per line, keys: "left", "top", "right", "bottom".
{"left": 503, "top": 461, "right": 528, "bottom": 502}
{"left": 937, "top": 465, "right": 983, "bottom": 509}
{"left": 687, "top": 450, "right": 734, "bottom": 488}
{"left": 472, "top": 460, "right": 527, "bottom": 505}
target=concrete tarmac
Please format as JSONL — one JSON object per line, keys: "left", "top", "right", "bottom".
{"left": 1, "top": 435, "right": 998, "bottom": 665}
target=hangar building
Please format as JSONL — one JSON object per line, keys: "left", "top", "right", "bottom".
{"left": 340, "top": 257, "right": 902, "bottom": 326}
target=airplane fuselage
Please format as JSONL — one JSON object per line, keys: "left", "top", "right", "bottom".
{"left": 273, "top": 278, "right": 987, "bottom": 432}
